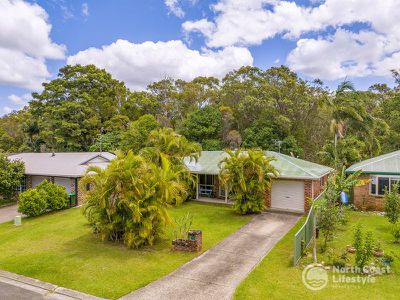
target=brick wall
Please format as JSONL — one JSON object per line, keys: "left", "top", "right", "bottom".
{"left": 77, "top": 178, "right": 85, "bottom": 206}
{"left": 353, "top": 174, "right": 383, "bottom": 211}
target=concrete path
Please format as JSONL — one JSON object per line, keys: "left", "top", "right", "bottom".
{"left": 0, "top": 270, "right": 105, "bottom": 300}
{"left": 0, "top": 204, "right": 19, "bottom": 224}
{"left": 121, "top": 211, "right": 301, "bottom": 300}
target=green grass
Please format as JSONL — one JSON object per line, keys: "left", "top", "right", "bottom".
{"left": 235, "top": 210, "right": 400, "bottom": 300}
{"left": 0, "top": 201, "right": 251, "bottom": 299}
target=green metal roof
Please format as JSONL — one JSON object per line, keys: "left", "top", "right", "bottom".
{"left": 184, "top": 151, "right": 332, "bottom": 180}
{"left": 346, "top": 150, "right": 400, "bottom": 175}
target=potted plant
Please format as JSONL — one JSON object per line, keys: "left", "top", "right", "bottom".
{"left": 373, "top": 241, "right": 384, "bottom": 257}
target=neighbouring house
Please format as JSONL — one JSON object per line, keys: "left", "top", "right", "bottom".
{"left": 346, "top": 150, "right": 400, "bottom": 211}
{"left": 185, "top": 151, "right": 333, "bottom": 213}
{"left": 8, "top": 152, "right": 115, "bottom": 206}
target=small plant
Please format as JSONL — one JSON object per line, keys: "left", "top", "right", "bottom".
{"left": 353, "top": 225, "right": 374, "bottom": 269}
{"left": 392, "top": 223, "right": 400, "bottom": 243}
{"left": 173, "top": 212, "right": 193, "bottom": 240}
{"left": 373, "top": 241, "right": 384, "bottom": 257}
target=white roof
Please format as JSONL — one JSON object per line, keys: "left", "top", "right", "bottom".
{"left": 8, "top": 152, "right": 115, "bottom": 177}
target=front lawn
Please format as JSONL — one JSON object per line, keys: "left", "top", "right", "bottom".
{"left": 235, "top": 210, "right": 400, "bottom": 300}
{"left": 0, "top": 201, "right": 250, "bottom": 299}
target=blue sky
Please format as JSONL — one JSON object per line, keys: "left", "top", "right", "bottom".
{"left": 1, "top": 0, "right": 399, "bottom": 115}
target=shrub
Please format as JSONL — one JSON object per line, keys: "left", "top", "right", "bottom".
{"left": 219, "top": 148, "right": 278, "bottom": 214}
{"left": 18, "top": 189, "right": 48, "bottom": 217}
{"left": 36, "top": 180, "right": 68, "bottom": 210}
{"left": 384, "top": 183, "right": 400, "bottom": 224}
{"left": 353, "top": 225, "right": 374, "bottom": 269}
{"left": 392, "top": 223, "right": 400, "bottom": 243}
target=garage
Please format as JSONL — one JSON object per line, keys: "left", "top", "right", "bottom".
{"left": 271, "top": 180, "right": 304, "bottom": 212}
{"left": 54, "top": 177, "right": 73, "bottom": 193}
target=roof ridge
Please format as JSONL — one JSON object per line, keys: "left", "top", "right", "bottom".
{"left": 272, "top": 152, "right": 317, "bottom": 177}
{"left": 351, "top": 151, "right": 400, "bottom": 170}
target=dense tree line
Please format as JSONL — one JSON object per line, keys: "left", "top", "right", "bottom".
{"left": 1, "top": 64, "right": 400, "bottom": 169}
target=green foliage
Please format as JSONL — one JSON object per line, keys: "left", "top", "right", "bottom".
{"left": 219, "top": 148, "right": 278, "bottom": 214}
{"left": 35, "top": 180, "right": 68, "bottom": 211}
{"left": 353, "top": 225, "right": 374, "bottom": 269}
{"left": 120, "top": 114, "right": 160, "bottom": 153}
{"left": 18, "top": 189, "right": 48, "bottom": 217}
{"left": 392, "top": 223, "right": 400, "bottom": 243}
{"left": 17, "top": 181, "right": 68, "bottom": 216}
{"left": 384, "top": 183, "right": 400, "bottom": 224}
{"left": 0, "top": 154, "right": 25, "bottom": 200}
{"left": 201, "top": 139, "right": 222, "bottom": 150}
{"left": 90, "top": 132, "right": 121, "bottom": 152}
{"left": 181, "top": 106, "right": 222, "bottom": 146}
{"left": 173, "top": 212, "right": 193, "bottom": 239}
{"left": 82, "top": 135, "right": 197, "bottom": 248}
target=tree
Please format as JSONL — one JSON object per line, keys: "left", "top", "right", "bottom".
{"left": 0, "top": 155, "right": 24, "bottom": 200}
{"left": 28, "top": 64, "right": 129, "bottom": 151}
{"left": 219, "top": 148, "right": 278, "bottom": 214}
{"left": 181, "top": 106, "right": 223, "bottom": 149}
{"left": 120, "top": 114, "right": 160, "bottom": 153}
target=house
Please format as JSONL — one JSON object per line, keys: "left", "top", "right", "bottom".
{"left": 185, "top": 151, "right": 333, "bottom": 213}
{"left": 346, "top": 150, "right": 400, "bottom": 210}
{"left": 8, "top": 152, "right": 115, "bottom": 206}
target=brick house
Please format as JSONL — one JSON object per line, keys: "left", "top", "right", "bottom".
{"left": 346, "top": 150, "right": 400, "bottom": 211}
{"left": 8, "top": 152, "right": 115, "bottom": 206}
{"left": 185, "top": 151, "right": 333, "bottom": 213}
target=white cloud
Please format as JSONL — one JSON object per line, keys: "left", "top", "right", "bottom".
{"left": 82, "top": 3, "right": 89, "bottom": 17}
{"left": 67, "top": 39, "right": 253, "bottom": 90}
{"left": 165, "top": 0, "right": 185, "bottom": 18}
{"left": 182, "top": 0, "right": 400, "bottom": 80}
{"left": 3, "top": 106, "right": 13, "bottom": 114}
{"left": 8, "top": 93, "right": 30, "bottom": 106}
{"left": 287, "top": 29, "right": 400, "bottom": 80}
{"left": 0, "top": 0, "right": 65, "bottom": 89}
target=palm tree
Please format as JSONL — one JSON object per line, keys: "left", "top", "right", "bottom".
{"left": 219, "top": 148, "right": 278, "bottom": 214}
{"left": 140, "top": 127, "right": 201, "bottom": 165}
{"left": 81, "top": 150, "right": 186, "bottom": 249}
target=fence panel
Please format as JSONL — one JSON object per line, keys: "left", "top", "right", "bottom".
{"left": 293, "top": 192, "right": 324, "bottom": 266}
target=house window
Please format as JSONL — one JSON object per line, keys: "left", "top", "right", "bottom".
{"left": 370, "top": 175, "right": 400, "bottom": 196}
{"left": 199, "top": 174, "right": 214, "bottom": 186}
{"left": 15, "top": 176, "right": 27, "bottom": 193}
{"left": 198, "top": 174, "right": 214, "bottom": 197}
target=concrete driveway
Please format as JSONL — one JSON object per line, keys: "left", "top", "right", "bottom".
{"left": 121, "top": 211, "right": 301, "bottom": 300}
{"left": 0, "top": 204, "right": 19, "bottom": 224}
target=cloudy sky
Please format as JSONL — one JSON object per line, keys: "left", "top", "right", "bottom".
{"left": 1, "top": 0, "right": 400, "bottom": 115}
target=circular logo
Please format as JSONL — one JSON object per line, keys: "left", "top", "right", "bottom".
{"left": 302, "top": 264, "right": 328, "bottom": 291}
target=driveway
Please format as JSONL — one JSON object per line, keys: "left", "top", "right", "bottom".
{"left": 0, "top": 204, "right": 19, "bottom": 224}
{"left": 121, "top": 211, "right": 301, "bottom": 300}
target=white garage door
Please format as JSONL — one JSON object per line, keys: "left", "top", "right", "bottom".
{"left": 31, "top": 176, "right": 47, "bottom": 188}
{"left": 271, "top": 180, "right": 304, "bottom": 212}
{"left": 54, "top": 177, "right": 73, "bottom": 193}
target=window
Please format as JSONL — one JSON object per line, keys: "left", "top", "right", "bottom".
{"left": 370, "top": 175, "right": 400, "bottom": 196}
{"left": 199, "top": 174, "right": 213, "bottom": 186}
{"left": 15, "top": 176, "right": 27, "bottom": 193}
